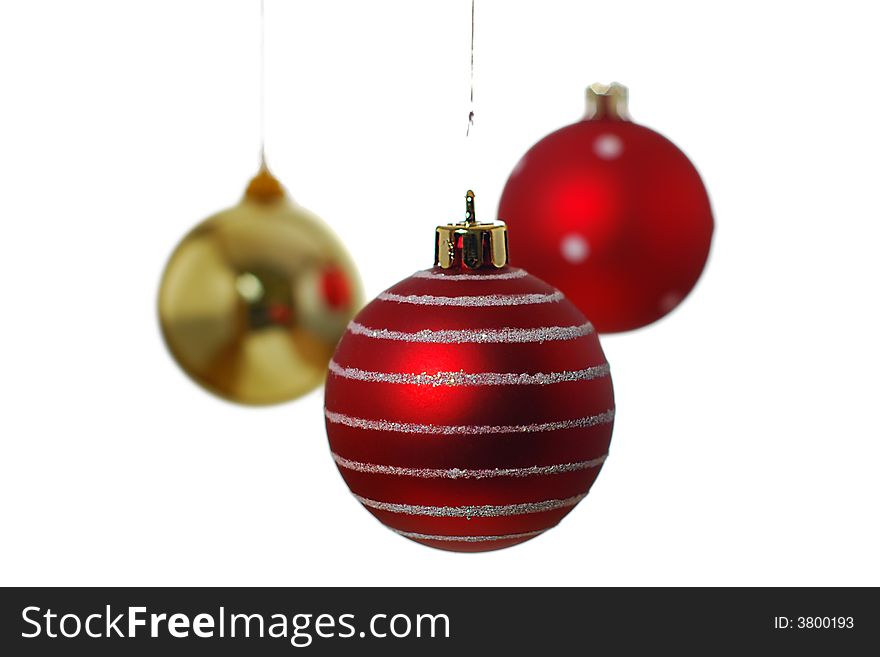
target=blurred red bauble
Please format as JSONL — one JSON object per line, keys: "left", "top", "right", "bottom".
{"left": 324, "top": 193, "right": 615, "bottom": 552}
{"left": 499, "top": 82, "right": 714, "bottom": 333}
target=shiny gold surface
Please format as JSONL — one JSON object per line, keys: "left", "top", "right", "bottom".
{"left": 435, "top": 190, "right": 508, "bottom": 269}
{"left": 158, "top": 166, "right": 363, "bottom": 405}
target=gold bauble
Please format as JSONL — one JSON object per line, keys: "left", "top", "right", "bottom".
{"left": 158, "top": 166, "right": 363, "bottom": 405}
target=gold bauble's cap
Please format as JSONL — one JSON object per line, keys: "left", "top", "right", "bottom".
{"left": 435, "top": 190, "right": 508, "bottom": 270}
{"left": 585, "top": 82, "right": 630, "bottom": 121}
{"left": 244, "top": 163, "right": 286, "bottom": 203}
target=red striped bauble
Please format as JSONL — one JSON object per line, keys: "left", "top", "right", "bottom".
{"left": 324, "top": 264, "right": 615, "bottom": 552}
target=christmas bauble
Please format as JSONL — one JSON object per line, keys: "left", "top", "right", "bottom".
{"left": 158, "top": 166, "right": 362, "bottom": 405}
{"left": 499, "top": 82, "right": 714, "bottom": 333}
{"left": 325, "top": 193, "right": 614, "bottom": 552}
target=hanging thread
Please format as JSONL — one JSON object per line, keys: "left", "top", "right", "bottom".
{"left": 259, "top": 0, "right": 267, "bottom": 166}
{"left": 466, "top": 0, "right": 475, "bottom": 136}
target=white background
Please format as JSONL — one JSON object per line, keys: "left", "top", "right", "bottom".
{"left": 1, "top": 0, "right": 878, "bottom": 586}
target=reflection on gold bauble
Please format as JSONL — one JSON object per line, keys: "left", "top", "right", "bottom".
{"left": 158, "top": 166, "right": 363, "bottom": 405}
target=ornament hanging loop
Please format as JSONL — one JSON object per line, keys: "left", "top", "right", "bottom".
{"left": 465, "top": 189, "right": 476, "bottom": 224}
{"left": 585, "top": 82, "right": 630, "bottom": 121}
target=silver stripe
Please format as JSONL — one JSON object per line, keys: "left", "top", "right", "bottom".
{"left": 355, "top": 493, "right": 588, "bottom": 517}
{"left": 347, "top": 321, "right": 594, "bottom": 344}
{"left": 332, "top": 452, "right": 607, "bottom": 479}
{"left": 393, "top": 528, "right": 547, "bottom": 542}
{"left": 377, "top": 291, "right": 563, "bottom": 307}
{"left": 325, "top": 408, "right": 615, "bottom": 435}
{"left": 329, "top": 360, "right": 610, "bottom": 387}
{"left": 411, "top": 269, "right": 529, "bottom": 281}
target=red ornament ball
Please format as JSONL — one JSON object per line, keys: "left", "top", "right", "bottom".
{"left": 325, "top": 237, "right": 615, "bottom": 551}
{"left": 498, "top": 83, "right": 714, "bottom": 333}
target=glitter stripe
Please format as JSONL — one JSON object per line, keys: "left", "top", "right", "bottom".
{"left": 393, "top": 528, "right": 547, "bottom": 542}
{"left": 377, "top": 291, "right": 563, "bottom": 307}
{"left": 355, "top": 493, "right": 588, "bottom": 517}
{"left": 347, "top": 321, "right": 594, "bottom": 344}
{"left": 328, "top": 360, "right": 610, "bottom": 387}
{"left": 324, "top": 408, "right": 615, "bottom": 435}
{"left": 332, "top": 452, "right": 607, "bottom": 479}
{"left": 411, "top": 269, "right": 529, "bottom": 281}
